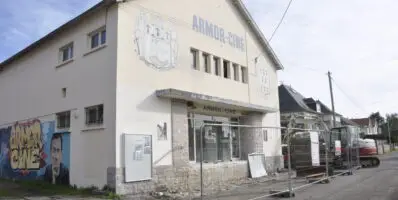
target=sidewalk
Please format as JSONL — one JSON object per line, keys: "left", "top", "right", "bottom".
{"left": 200, "top": 178, "right": 307, "bottom": 200}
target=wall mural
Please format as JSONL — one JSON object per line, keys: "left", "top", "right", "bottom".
{"left": 134, "top": 11, "right": 178, "bottom": 70}
{"left": 0, "top": 119, "right": 70, "bottom": 185}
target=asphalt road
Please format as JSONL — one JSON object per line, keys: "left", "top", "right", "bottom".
{"left": 291, "top": 151, "right": 398, "bottom": 200}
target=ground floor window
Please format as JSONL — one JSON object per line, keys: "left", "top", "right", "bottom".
{"left": 188, "top": 113, "right": 241, "bottom": 163}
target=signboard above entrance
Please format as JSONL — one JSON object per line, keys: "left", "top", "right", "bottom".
{"left": 188, "top": 103, "right": 243, "bottom": 117}
{"left": 192, "top": 15, "right": 245, "bottom": 52}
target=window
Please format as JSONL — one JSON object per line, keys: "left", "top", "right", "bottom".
{"left": 62, "top": 88, "right": 67, "bottom": 98}
{"left": 233, "top": 64, "right": 239, "bottom": 81}
{"left": 60, "top": 43, "right": 73, "bottom": 62}
{"left": 191, "top": 49, "right": 198, "bottom": 70}
{"left": 263, "top": 130, "right": 268, "bottom": 142}
{"left": 223, "top": 60, "right": 231, "bottom": 79}
{"left": 213, "top": 57, "right": 220, "bottom": 76}
{"left": 241, "top": 66, "right": 248, "bottom": 83}
{"left": 203, "top": 53, "right": 211, "bottom": 73}
{"left": 85, "top": 104, "right": 104, "bottom": 125}
{"left": 188, "top": 114, "right": 241, "bottom": 163}
{"left": 90, "top": 28, "right": 106, "bottom": 49}
{"left": 57, "top": 111, "right": 71, "bottom": 129}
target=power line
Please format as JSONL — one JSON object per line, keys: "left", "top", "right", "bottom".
{"left": 331, "top": 77, "right": 368, "bottom": 113}
{"left": 269, "top": 0, "right": 294, "bottom": 42}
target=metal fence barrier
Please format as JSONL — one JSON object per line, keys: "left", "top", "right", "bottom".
{"left": 193, "top": 123, "right": 361, "bottom": 200}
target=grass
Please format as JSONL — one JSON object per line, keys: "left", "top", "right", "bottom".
{"left": 0, "top": 178, "right": 121, "bottom": 199}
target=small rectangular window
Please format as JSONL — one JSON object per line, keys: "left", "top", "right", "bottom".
{"left": 241, "top": 66, "right": 248, "bottom": 83}
{"left": 90, "top": 28, "right": 106, "bottom": 49}
{"left": 60, "top": 43, "right": 73, "bottom": 62}
{"left": 233, "top": 64, "right": 239, "bottom": 81}
{"left": 213, "top": 57, "right": 220, "bottom": 76}
{"left": 91, "top": 33, "right": 100, "bottom": 49}
{"left": 263, "top": 130, "right": 268, "bottom": 142}
{"left": 62, "top": 88, "right": 67, "bottom": 98}
{"left": 85, "top": 104, "right": 104, "bottom": 125}
{"left": 57, "top": 111, "right": 71, "bottom": 129}
{"left": 223, "top": 60, "right": 231, "bottom": 79}
{"left": 100, "top": 30, "right": 106, "bottom": 45}
{"left": 203, "top": 53, "right": 210, "bottom": 73}
{"left": 191, "top": 49, "right": 198, "bottom": 70}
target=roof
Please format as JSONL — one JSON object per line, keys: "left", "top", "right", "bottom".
{"left": 351, "top": 118, "right": 369, "bottom": 126}
{"left": 0, "top": 0, "right": 116, "bottom": 67}
{"left": 278, "top": 84, "right": 317, "bottom": 114}
{"left": 303, "top": 97, "right": 342, "bottom": 116}
{"left": 317, "top": 100, "right": 342, "bottom": 116}
{"left": 0, "top": 0, "right": 284, "bottom": 71}
{"left": 341, "top": 117, "right": 358, "bottom": 126}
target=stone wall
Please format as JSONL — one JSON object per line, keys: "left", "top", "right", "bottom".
{"left": 239, "top": 114, "right": 264, "bottom": 160}
{"left": 171, "top": 100, "right": 190, "bottom": 167}
{"left": 109, "top": 161, "right": 250, "bottom": 195}
{"left": 108, "top": 102, "right": 282, "bottom": 195}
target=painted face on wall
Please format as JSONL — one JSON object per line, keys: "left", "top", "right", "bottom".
{"left": 51, "top": 136, "right": 62, "bottom": 176}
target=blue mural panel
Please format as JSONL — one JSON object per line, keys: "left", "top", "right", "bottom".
{"left": 0, "top": 119, "right": 70, "bottom": 185}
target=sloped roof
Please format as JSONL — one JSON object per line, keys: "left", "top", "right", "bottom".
{"left": 341, "top": 117, "right": 359, "bottom": 126}
{"left": 0, "top": 0, "right": 113, "bottom": 67}
{"left": 278, "top": 84, "right": 317, "bottom": 114}
{"left": 351, "top": 118, "right": 369, "bottom": 126}
{"left": 317, "top": 100, "right": 342, "bottom": 116}
{"left": 1, "top": 0, "right": 284, "bottom": 71}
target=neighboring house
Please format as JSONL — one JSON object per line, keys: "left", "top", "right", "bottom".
{"left": 279, "top": 85, "right": 345, "bottom": 131}
{"left": 351, "top": 118, "right": 380, "bottom": 135}
{"left": 341, "top": 117, "right": 359, "bottom": 127}
{"left": 0, "top": 0, "right": 284, "bottom": 195}
{"left": 278, "top": 85, "right": 321, "bottom": 130}
{"left": 304, "top": 98, "right": 342, "bottom": 129}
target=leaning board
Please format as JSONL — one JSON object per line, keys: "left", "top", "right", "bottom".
{"left": 248, "top": 153, "right": 268, "bottom": 178}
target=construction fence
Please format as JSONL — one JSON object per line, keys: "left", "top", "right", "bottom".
{"left": 192, "top": 123, "right": 362, "bottom": 200}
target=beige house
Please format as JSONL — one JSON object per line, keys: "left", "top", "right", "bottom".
{"left": 0, "top": 0, "right": 283, "bottom": 195}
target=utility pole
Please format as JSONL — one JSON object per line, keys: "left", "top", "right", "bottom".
{"left": 328, "top": 71, "right": 336, "bottom": 128}
{"left": 387, "top": 117, "right": 392, "bottom": 151}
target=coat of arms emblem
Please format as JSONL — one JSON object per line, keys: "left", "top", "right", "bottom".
{"left": 134, "top": 12, "right": 178, "bottom": 70}
{"left": 259, "top": 67, "right": 270, "bottom": 96}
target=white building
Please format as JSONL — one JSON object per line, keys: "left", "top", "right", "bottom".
{"left": 0, "top": 0, "right": 283, "bottom": 195}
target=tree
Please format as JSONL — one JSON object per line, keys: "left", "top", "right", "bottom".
{"left": 381, "top": 113, "right": 398, "bottom": 143}
{"left": 370, "top": 112, "right": 384, "bottom": 124}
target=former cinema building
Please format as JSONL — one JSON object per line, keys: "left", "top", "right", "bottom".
{"left": 0, "top": 0, "right": 283, "bottom": 194}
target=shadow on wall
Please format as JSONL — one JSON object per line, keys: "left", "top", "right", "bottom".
{"left": 135, "top": 93, "right": 171, "bottom": 114}
{"left": 0, "top": 119, "right": 70, "bottom": 185}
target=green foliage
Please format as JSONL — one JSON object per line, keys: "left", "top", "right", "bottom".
{"left": 370, "top": 112, "right": 385, "bottom": 124}
{"left": 0, "top": 178, "right": 120, "bottom": 199}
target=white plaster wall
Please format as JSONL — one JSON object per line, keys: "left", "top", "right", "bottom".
{"left": 116, "top": 0, "right": 281, "bottom": 167}
{"left": 0, "top": 6, "right": 118, "bottom": 188}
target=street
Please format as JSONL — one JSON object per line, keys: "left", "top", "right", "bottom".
{"left": 206, "top": 151, "right": 398, "bottom": 200}
{"left": 287, "top": 151, "right": 398, "bottom": 200}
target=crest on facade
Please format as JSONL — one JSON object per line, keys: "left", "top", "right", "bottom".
{"left": 134, "top": 11, "right": 178, "bottom": 70}
{"left": 259, "top": 66, "right": 271, "bottom": 96}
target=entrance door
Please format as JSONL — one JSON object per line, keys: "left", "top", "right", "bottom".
{"left": 197, "top": 120, "right": 231, "bottom": 163}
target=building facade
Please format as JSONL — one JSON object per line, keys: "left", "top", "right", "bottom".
{"left": 0, "top": 0, "right": 283, "bottom": 195}
{"left": 351, "top": 118, "right": 380, "bottom": 135}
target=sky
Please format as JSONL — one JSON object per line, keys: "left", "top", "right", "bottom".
{"left": 1, "top": 0, "right": 397, "bottom": 118}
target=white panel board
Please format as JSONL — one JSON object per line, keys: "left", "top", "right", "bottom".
{"left": 310, "top": 132, "right": 320, "bottom": 166}
{"left": 248, "top": 153, "right": 267, "bottom": 178}
{"left": 124, "top": 134, "right": 152, "bottom": 182}
{"left": 335, "top": 140, "right": 342, "bottom": 156}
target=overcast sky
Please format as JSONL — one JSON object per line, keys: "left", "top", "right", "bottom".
{"left": 1, "top": 0, "right": 397, "bottom": 118}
